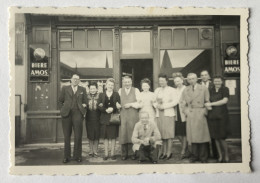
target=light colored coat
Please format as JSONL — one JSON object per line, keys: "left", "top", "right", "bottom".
{"left": 180, "top": 84, "right": 210, "bottom": 144}
{"left": 132, "top": 121, "right": 162, "bottom": 152}
{"left": 154, "top": 86, "right": 178, "bottom": 117}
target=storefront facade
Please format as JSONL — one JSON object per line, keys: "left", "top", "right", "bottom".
{"left": 15, "top": 14, "right": 241, "bottom": 144}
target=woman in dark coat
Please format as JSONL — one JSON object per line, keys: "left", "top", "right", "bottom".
{"left": 85, "top": 81, "right": 100, "bottom": 158}
{"left": 205, "top": 75, "right": 230, "bottom": 163}
{"left": 98, "top": 78, "right": 121, "bottom": 160}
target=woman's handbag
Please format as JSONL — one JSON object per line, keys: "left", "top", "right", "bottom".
{"left": 109, "top": 111, "right": 121, "bottom": 125}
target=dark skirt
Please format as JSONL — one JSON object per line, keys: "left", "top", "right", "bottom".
{"left": 100, "top": 124, "right": 119, "bottom": 139}
{"left": 175, "top": 105, "right": 186, "bottom": 136}
{"left": 85, "top": 110, "right": 100, "bottom": 141}
{"left": 208, "top": 117, "right": 230, "bottom": 139}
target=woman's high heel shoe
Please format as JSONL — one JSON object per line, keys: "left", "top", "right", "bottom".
{"left": 162, "top": 155, "right": 167, "bottom": 159}
{"left": 166, "top": 153, "right": 172, "bottom": 160}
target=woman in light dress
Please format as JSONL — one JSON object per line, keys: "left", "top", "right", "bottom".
{"left": 154, "top": 73, "right": 178, "bottom": 160}
{"left": 138, "top": 78, "right": 156, "bottom": 123}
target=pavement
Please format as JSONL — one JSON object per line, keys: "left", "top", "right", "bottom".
{"left": 15, "top": 139, "right": 242, "bottom": 165}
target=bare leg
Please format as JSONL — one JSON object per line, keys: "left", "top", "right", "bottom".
{"left": 104, "top": 139, "right": 109, "bottom": 157}
{"left": 167, "top": 139, "right": 173, "bottom": 157}
{"left": 182, "top": 136, "right": 188, "bottom": 155}
{"left": 89, "top": 140, "right": 94, "bottom": 155}
{"left": 163, "top": 140, "right": 167, "bottom": 156}
{"left": 220, "top": 139, "right": 229, "bottom": 162}
{"left": 93, "top": 140, "right": 99, "bottom": 154}
{"left": 215, "top": 140, "right": 223, "bottom": 162}
{"left": 111, "top": 139, "right": 116, "bottom": 157}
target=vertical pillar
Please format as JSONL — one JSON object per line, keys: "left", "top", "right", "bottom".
{"left": 113, "top": 26, "right": 120, "bottom": 91}
{"left": 214, "top": 18, "right": 222, "bottom": 76}
{"left": 153, "top": 25, "right": 159, "bottom": 89}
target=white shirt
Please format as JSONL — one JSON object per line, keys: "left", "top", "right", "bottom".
{"left": 71, "top": 85, "right": 78, "bottom": 94}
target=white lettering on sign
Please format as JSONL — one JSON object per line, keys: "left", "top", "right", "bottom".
{"left": 31, "top": 63, "right": 48, "bottom": 68}
{"left": 224, "top": 67, "right": 240, "bottom": 73}
{"left": 224, "top": 60, "right": 240, "bottom": 65}
{"left": 31, "top": 70, "right": 48, "bottom": 76}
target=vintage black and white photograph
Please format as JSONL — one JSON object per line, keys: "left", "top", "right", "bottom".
{"left": 10, "top": 7, "right": 250, "bottom": 174}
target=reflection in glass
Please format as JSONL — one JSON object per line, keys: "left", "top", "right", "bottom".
{"left": 160, "top": 49, "right": 212, "bottom": 78}
{"left": 122, "top": 32, "right": 151, "bottom": 54}
{"left": 60, "top": 51, "right": 113, "bottom": 93}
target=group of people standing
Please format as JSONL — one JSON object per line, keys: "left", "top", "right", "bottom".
{"left": 59, "top": 70, "right": 230, "bottom": 164}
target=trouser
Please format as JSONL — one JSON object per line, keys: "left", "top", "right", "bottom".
{"left": 191, "top": 143, "right": 209, "bottom": 161}
{"left": 138, "top": 144, "right": 158, "bottom": 162}
{"left": 121, "top": 143, "right": 134, "bottom": 157}
{"left": 62, "top": 109, "right": 83, "bottom": 159}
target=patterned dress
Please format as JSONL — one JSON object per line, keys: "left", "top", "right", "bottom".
{"left": 85, "top": 93, "right": 100, "bottom": 141}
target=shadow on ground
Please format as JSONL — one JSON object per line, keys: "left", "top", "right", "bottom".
{"left": 15, "top": 141, "right": 242, "bottom": 166}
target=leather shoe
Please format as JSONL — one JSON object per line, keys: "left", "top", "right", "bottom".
{"left": 189, "top": 158, "right": 199, "bottom": 163}
{"left": 76, "top": 158, "right": 82, "bottom": 163}
{"left": 111, "top": 155, "right": 116, "bottom": 160}
{"left": 131, "top": 155, "right": 136, "bottom": 160}
{"left": 103, "top": 156, "right": 108, "bottom": 160}
{"left": 63, "top": 158, "right": 70, "bottom": 163}
{"left": 161, "top": 155, "right": 167, "bottom": 159}
{"left": 121, "top": 156, "right": 127, "bottom": 160}
{"left": 166, "top": 153, "right": 172, "bottom": 160}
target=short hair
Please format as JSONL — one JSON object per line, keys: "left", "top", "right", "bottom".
{"left": 158, "top": 73, "right": 168, "bottom": 81}
{"left": 71, "top": 74, "right": 80, "bottom": 79}
{"left": 139, "top": 111, "right": 149, "bottom": 117}
{"left": 140, "top": 78, "right": 151, "bottom": 87}
{"left": 106, "top": 78, "right": 115, "bottom": 85}
{"left": 89, "top": 81, "right": 98, "bottom": 88}
{"left": 200, "top": 70, "right": 209, "bottom": 75}
{"left": 187, "top": 73, "right": 197, "bottom": 78}
{"left": 212, "top": 75, "right": 224, "bottom": 82}
{"left": 172, "top": 72, "right": 184, "bottom": 81}
{"left": 122, "top": 76, "right": 132, "bottom": 81}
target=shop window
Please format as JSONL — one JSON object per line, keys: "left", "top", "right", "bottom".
{"left": 173, "top": 29, "right": 186, "bottom": 48}
{"left": 87, "top": 30, "right": 99, "bottom": 48}
{"left": 187, "top": 28, "right": 199, "bottom": 47}
{"left": 101, "top": 30, "right": 113, "bottom": 48}
{"left": 59, "top": 30, "right": 72, "bottom": 48}
{"left": 60, "top": 51, "right": 113, "bottom": 93}
{"left": 160, "top": 49, "right": 212, "bottom": 78}
{"left": 74, "top": 30, "right": 86, "bottom": 48}
{"left": 160, "top": 29, "right": 172, "bottom": 47}
{"left": 121, "top": 32, "right": 151, "bottom": 54}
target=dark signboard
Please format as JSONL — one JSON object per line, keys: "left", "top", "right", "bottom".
{"left": 223, "top": 43, "right": 240, "bottom": 77}
{"left": 29, "top": 44, "right": 50, "bottom": 82}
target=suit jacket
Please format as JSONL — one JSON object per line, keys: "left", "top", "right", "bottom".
{"left": 132, "top": 121, "right": 162, "bottom": 152}
{"left": 200, "top": 80, "right": 214, "bottom": 90}
{"left": 59, "top": 85, "right": 88, "bottom": 117}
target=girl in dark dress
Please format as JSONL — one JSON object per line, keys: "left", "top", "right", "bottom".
{"left": 85, "top": 82, "right": 100, "bottom": 158}
{"left": 205, "top": 75, "right": 230, "bottom": 163}
{"left": 98, "top": 78, "right": 121, "bottom": 160}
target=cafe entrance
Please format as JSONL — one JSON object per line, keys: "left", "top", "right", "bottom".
{"left": 121, "top": 59, "right": 153, "bottom": 91}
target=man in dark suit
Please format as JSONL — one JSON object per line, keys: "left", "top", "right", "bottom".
{"left": 200, "top": 70, "right": 214, "bottom": 89}
{"left": 200, "top": 70, "right": 218, "bottom": 159}
{"left": 59, "top": 74, "right": 87, "bottom": 163}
